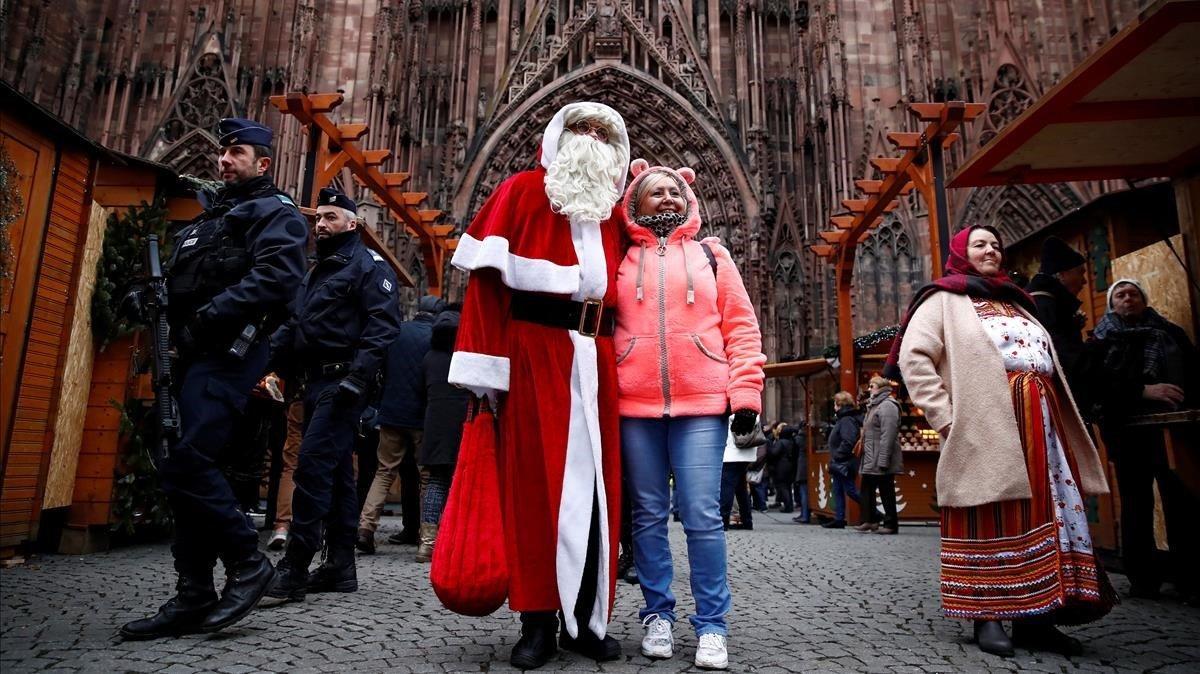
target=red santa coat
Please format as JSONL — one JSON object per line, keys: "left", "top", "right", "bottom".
{"left": 448, "top": 164, "right": 625, "bottom": 636}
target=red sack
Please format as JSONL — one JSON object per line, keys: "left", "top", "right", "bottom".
{"left": 430, "top": 402, "right": 509, "bottom": 616}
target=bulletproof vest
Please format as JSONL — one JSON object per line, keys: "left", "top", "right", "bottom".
{"left": 166, "top": 210, "right": 252, "bottom": 320}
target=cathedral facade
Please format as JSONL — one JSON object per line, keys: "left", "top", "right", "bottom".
{"left": 1, "top": 0, "right": 1147, "bottom": 419}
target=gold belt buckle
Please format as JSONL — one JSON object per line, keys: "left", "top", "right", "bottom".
{"left": 577, "top": 298, "right": 604, "bottom": 337}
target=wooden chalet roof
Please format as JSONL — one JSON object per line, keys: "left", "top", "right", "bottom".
{"left": 951, "top": 0, "right": 1200, "bottom": 187}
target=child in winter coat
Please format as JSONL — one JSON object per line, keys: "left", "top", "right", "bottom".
{"left": 614, "top": 159, "right": 765, "bottom": 671}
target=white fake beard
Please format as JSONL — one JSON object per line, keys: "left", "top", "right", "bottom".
{"left": 544, "top": 133, "right": 625, "bottom": 222}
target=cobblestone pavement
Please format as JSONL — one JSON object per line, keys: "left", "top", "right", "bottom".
{"left": 2, "top": 510, "right": 1198, "bottom": 673}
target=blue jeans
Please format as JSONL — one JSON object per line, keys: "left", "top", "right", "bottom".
{"left": 831, "top": 472, "right": 860, "bottom": 523}
{"left": 751, "top": 480, "right": 768, "bottom": 510}
{"left": 793, "top": 481, "right": 811, "bottom": 522}
{"left": 622, "top": 415, "right": 731, "bottom": 636}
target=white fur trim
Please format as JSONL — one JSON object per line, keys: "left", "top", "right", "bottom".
{"left": 556, "top": 213, "right": 612, "bottom": 640}
{"left": 452, "top": 233, "right": 580, "bottom": 295}
{"left": 540, "top": 102, "right": 631, "bottom": 195}
{"left": 447, "top": 351, "right": 510, "bottom": 396}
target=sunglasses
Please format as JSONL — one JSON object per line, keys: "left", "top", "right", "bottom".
{"left": 568, "top": 120, "right": 610, "bottom": 142}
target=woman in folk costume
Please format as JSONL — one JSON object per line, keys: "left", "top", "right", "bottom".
{"left": 446, "top": 102, "right": 629, "bottom": 670}
{"left": 889, "top": 225, "right": 1114, "bottom": 658}
{"left": 614, "top": 160, "right": 765, "bottom": 670}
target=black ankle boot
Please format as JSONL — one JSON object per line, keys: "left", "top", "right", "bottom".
{"left": 262, "top": 544, "right": 314, "bottom": 605}
{"left": 510, "top": 612, "right": 558, "bottom": 670}
{"left": 973, "top": 620, "right": 1014, "bottom": 657}
{"left": 119, "top": 571, "right": 217, "bottom": 640}
{"left": 1012, "top": 620, "right": 1083, "bottom": 656}
{"left": 199, "top": 554, "right": 275, "bottom": 633}
{"left": 559, "top": 614, "right": 621, "bottom": 661}
{"left": 307, "top": 545, "right": 358, "bottom": 593}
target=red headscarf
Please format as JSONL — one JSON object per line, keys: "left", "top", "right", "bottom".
{"left": 882, "top": 226, "right": 1036, "bottom": 381}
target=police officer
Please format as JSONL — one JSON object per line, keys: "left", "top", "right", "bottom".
{"left": 120, "top": 119, "right": 309, "bottom": 639}
{"left": 262, "top": 186, "right": 402, "bottom": 603}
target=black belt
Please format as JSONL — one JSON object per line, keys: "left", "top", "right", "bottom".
{"left": 511, "top": 292, "right": 614, "bottom": 337}
{"left": 303, "top": 361, "right": 352, "bottom": 380}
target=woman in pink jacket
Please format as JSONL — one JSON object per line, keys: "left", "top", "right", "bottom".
{"left": 614, "top": 159, "right": 765, "bottom": 670}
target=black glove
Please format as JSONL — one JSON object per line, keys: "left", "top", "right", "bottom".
{"left": 119, "top": 286, "right": 147, "bottom": 324}
{"left": 334, "top": 373, "right": 368, "bottom": 406}
{"left": 175, "top": 305, "right": 215, "bottom": 356}
{"left": 730, "top": 409, "right": 758, "bottom": 435}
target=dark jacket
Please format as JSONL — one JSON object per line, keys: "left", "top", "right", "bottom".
{"left": 168, "top": 175, "right": 308, "bottom": 345}
{"left": 1027, "top": 273, "right": 1089, "bottom": 405}
{"left": 376, "top": 296, "right": 444, "bottom": 429}
{"left": 792, "top": 425, "right": 809, "bottom": 483}
{"left": 1092, "top": 309, "right": 1200, "bottom": 424}
{"left": 827, "top": 406, "right": 863, "bottom": 477}
{"left": 861, "top": 390, "right": 902, "bottom": 475}
{"left": 419, "top": 311, "right": 470, "bottom": 466}
{"left": 269, "top": 229, "right": 402, "bottom": 382}
{"left": 768, "top": 426, "right": 799, "bottom": 484}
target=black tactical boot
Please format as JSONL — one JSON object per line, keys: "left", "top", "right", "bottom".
{"left": 559, "top": 614, "right": 621, "bottom": 662}
{"left": 261, "top": 543, "right": 314, "bottom": 605}
{"left": 119, "top": 571, "right": 217, "bottom": 640}
{"left": 510, "top": 612, "right": 559, "bottom": 670}
{"left": 307, "top": 545, "right": 358, "bottom": 593}
{"left": 973, "top": 620, "right": 1014, "bottom": 657}
{"left": 198, "top": 553, "right": 275, "bottom": 633}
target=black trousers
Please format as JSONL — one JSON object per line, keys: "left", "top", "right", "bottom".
{"left": 160, "top": 342, "right": 270, "bottom": 576}
{"left": 860, "top": 473, "right": 898, "bottom": 528}
{"left": 290, "top": 376, "right": 368, "bottom": 554}
{"left": 525, "top": 491, "right": 602, "bottom": 634}
{"left": 1107, "top": 426, "right": 1199, "bottom": 595}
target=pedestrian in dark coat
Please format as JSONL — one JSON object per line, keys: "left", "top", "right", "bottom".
{"left": 790, "top": 424, "right": 811, "bottom": 523}
{"left": 415, "top": 309, "right": 468, "bottom": 562}
{"left": 768, "top": 424, "right": 798, "bottom": 513}
{"left": 357, "top": 294, "right": 446, "bottom": 552}
{"left": 1092, "top": 279, "right": 1199, "bottom": 604}
{"left": 822, "top": 392, "right": 862, "bottom": 529}
{"left": 856, "top": 377, "right": 902, "bottom": 534}
{"left": 1026, "top": 236, "right": 1090, "bottom": 407}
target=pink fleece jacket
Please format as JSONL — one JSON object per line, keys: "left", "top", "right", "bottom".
{"left": 613, "top": 160, "right": 766, "bottom": 418}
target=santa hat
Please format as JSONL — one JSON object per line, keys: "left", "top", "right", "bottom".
{"left": 1107, "top": 278, "right": 1148, "bottom": 309}
{"left": 539, "top": 102, "right": 631, "bottom": 193}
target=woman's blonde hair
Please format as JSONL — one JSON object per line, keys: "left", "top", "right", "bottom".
{"left": 833, "top": 391, "right": 855, "bottom": 408}
{"left": 869, "top": 376, "right": 893, "bottom": 389}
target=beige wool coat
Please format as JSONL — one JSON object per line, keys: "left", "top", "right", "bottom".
{"left": 898, "top": 291, "right": 1109, "bottom": 508}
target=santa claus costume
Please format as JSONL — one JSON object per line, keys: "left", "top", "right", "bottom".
{"left": 447, "top": 102, "right": 629, "bottom": 668}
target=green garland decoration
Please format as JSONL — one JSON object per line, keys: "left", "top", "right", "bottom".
{"left": 91, "top": 199, "right": 170, "bottom": 349}
{"left": 110, "top": 400, "right": 174, "bottom": 537}
{"left": 821, "top": 324, "right": 901, "bottom": 360}
{"left": 0, "top": 143, "right": 22, "bottom": 304}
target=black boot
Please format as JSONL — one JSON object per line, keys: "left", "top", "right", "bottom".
{"left": 307, "top": 545, "right": 358, "bottom": 593}
{"left": 973, "top": 620, "right": 1014, "bottom": 657}
{"left": 510, "top": 612, "right": 558, "bottom": 670}
{"left": 355, "top": 528, "right": 376, "bottom": 555}
{"left": 559, "top": 614, "right": 621, "bottom": 661}
{"left": 119, "top": 571, "right": 217, "bottom": 640}
{"left": 262, "top": 544, "right": 314, "bottom": 605}
{"left": 199, "top": 554, "right": 275, "bottom": 633}
{"left": 1012, "top": 620, "right": 1083, "bottom": 656}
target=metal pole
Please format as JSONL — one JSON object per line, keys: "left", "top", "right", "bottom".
{"left": 930, "top": 137, "right": 952, "bottom": 270}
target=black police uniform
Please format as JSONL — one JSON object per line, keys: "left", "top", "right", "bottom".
{"left": 120, "top": 174, "right": 308, "bottom": 640}
{"left": 266, "top": 227, "right": 402, "bottom": 600}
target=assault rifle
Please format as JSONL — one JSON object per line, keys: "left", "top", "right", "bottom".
{"left": 145, "top": 234, "right": 181, "bottom": 462}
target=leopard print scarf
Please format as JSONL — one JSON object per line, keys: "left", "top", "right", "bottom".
{"left": 634, "top": 211, "right": 687, "bottom": 239}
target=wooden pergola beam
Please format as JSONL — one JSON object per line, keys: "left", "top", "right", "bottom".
{"left": 270, "top": 92, "right": 457, "bottom": 295}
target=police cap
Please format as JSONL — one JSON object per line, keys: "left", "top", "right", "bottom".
{"left": 218, "top": 118, "right": 274, "bottom": 147}
{"left": 319, "top": 187, "right": 357, "bottom": 214}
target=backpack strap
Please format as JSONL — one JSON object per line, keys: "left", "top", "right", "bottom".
{"left": 699, "top": 241, "right": 718, "bottom": 278}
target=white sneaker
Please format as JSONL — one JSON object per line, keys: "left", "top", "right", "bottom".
{"left": 694, "top": 633, "right": 729, "bottom": 670}
{"left": 267, "top": 527, "right": 288, "bottom": 551}
{"left": 640, "top": 615, "right": 674, "bottom": 659}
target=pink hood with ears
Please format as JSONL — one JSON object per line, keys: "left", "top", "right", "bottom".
{"left": 620, "top": 159, "right": 702, "bottom": 244}
{"left": 613, "top": 160, "right": 765, "bottom": 418}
